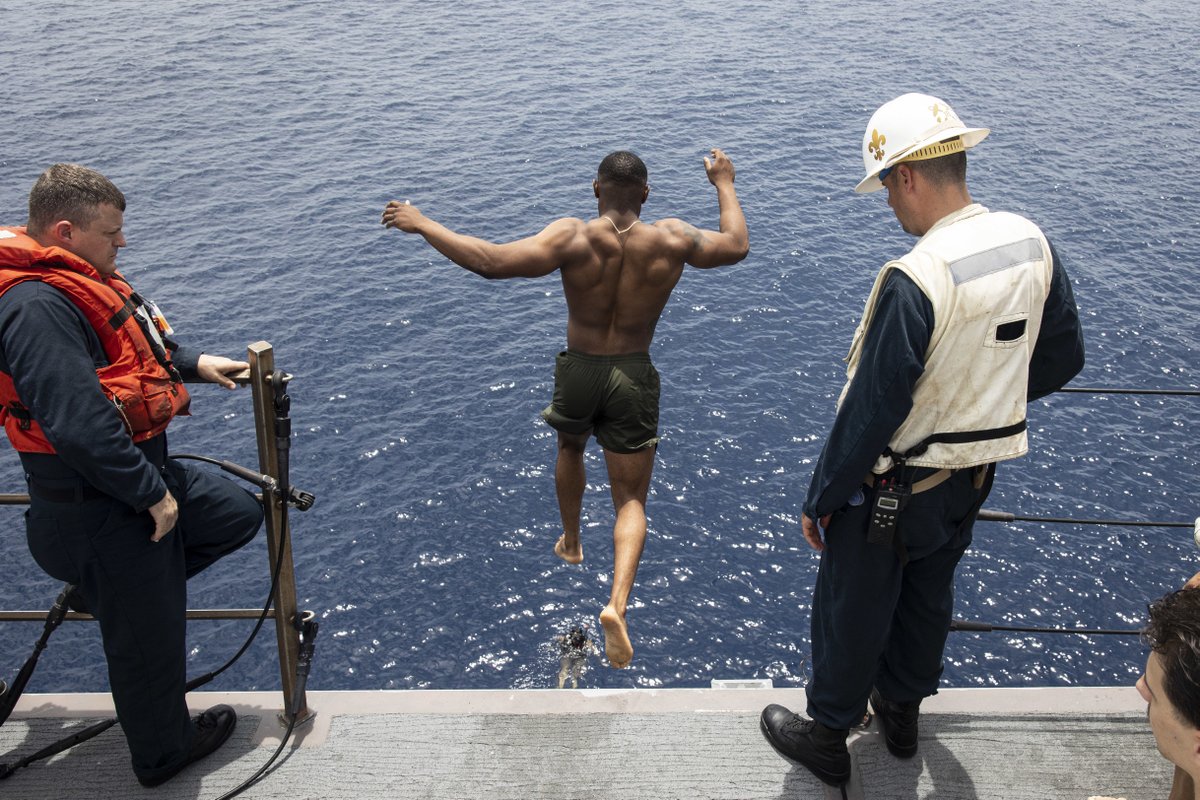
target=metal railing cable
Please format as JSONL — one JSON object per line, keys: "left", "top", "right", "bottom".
{"left": 1058, "top": 386, "right": 1200, "bottom": 397}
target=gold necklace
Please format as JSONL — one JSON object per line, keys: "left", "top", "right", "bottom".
{"left": 603, "top": 216, "right": 640, "bottom": 235}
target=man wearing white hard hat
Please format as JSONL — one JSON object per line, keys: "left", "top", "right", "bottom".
{"left": 761, "top": 93, "right": 1085, "bottom": 789}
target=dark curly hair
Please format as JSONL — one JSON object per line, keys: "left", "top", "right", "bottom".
{"left": 1144, "top": 588, "right": 1200, "bottom": 729}
{"left": 597, "top": 151, "right": 647, "bottom": 188}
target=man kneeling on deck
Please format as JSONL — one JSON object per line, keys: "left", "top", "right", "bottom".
{"left": 1137, "top": 588, "right": 1200, "bottom": 800}
{"left": 0, "top": 164, "right": 263, "bottom": 786}
{"left": 382, "top": 149, "right": 749, "bottom": 668}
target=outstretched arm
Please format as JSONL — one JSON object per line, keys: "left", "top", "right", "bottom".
{"left": 382, "top": 200, "right": 584, "bottom": 279}
{"left": 677, "top": 148, "right": 749, "bottom": 269}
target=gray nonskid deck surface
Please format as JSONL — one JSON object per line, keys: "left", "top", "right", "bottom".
{"left": 0, "top": 702, "right": 1171, "bottom": 799}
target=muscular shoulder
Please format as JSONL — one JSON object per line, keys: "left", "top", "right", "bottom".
{"left": 541, "top": 217, "right": 593, "bottom": 256}
{"left": 646, "top": 218, "right": 702, "bottom": 256}
{"left": 547, "top": 216, "right": 586, "bottom": 229}
{"left": 543, "top": 217, "right": 588, "bottom": 239}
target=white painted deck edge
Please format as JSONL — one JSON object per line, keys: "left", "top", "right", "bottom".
{"left": 12, "top": 685, "right": 1145, "bottom": 750}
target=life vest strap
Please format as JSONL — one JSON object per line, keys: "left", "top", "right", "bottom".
{"left": 5, "top": 401, "right": 32, "bottom": 431}
{"left": 889, "top": 419, "right": 1027, "bottom": 461}
{"left": 108, "top": 296, "right": 136, "bottom": 330}
{"left": 865, "top": 468, "right": 953, "bottom": 495}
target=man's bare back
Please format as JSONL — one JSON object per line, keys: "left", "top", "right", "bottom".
{"left": 552, "top": 216, "right": 726, "bottom": 354}
{"left": 380, "top": 148, "right": 747, "bottom": 335}
{"left": 382, "top": 148, "right": 748, "bottom": 669}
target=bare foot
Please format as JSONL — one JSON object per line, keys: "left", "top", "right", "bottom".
{"left": 554, "top": 534, "right": 583, "bottom": 564}
{"left": 599, "top": 605, "right": 633, "bottom": 668}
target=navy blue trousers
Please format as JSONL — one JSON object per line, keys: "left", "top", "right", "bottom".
{"left": 805, "top": 466, "right": 994, "bottom": 730}
{"left": 24, "top": 458, "right": 262, "bottom": 783}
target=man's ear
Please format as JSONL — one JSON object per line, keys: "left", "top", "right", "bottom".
{"left": 48, "top": 219, "right": 74, "bottom": 245}
{"left": 593, "top": 180, "right": 600, "bottom": 199}
{"left": 642, "top": 185, "right": 649, "bottom": 203}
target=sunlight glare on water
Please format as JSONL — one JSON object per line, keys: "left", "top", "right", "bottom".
{"left": 0, "top": 0, "right": 1197, "bottom": 693}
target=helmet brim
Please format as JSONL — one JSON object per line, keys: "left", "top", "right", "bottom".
{"left": 855, "top": 126, "right": 990, "bottom": 194}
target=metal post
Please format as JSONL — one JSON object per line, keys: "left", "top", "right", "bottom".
{"left": 2, "top": 342, "right": 311, "bottom": 724}
{"left": 246, "top": 341, "right": 310, "bottom": 723}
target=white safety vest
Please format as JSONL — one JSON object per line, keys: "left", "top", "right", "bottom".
{"left": 841, "top": 204, "right": 1053, "bottom": 472}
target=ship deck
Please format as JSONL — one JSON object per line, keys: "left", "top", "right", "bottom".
{"left": 0, "top": 685, "right": 1168, "bottom": 799}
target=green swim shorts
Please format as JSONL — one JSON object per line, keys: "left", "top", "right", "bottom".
{"left": 541, "top": 350, "right": 661, "bottom": 454}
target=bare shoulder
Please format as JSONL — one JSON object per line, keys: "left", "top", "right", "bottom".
{"left": 536, "top": 217, "right": 595, "bottom": 263}
{"left": 537, "top": 216, "right": 590, "bottom": 246}
{"left": 652, "top": 218, "right": 707, "bottom": 252}
{"left": 540, "top": 216, "right": 588, "bottom": 239}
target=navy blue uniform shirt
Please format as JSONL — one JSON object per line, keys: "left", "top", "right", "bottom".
{"left": 803, "top": 240, "right": 1085, "bottom": 520}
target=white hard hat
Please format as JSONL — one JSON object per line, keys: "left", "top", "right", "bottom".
{"left": 855, "top": 92, "right": 990, "bottom": 193}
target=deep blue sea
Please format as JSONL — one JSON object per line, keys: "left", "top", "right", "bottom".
{"left": 0, "top": 1, "right": 1197, "bottom": 695}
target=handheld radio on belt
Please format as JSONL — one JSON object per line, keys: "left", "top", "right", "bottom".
{"left": 864, "top": 420, "right": 1024, "bottom": 555}
{"left": 867, "top": 477, "right": 910, "bottom": 547}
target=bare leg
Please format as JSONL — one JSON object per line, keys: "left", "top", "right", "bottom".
{"left": 557, "top": 657, "right": 570, "bottom": 689}
{"left": 570, "top": 657, "right": 584, "bottom": 688}
{"left": 553, "top": 431, "right": 590, "bottom": 564}
{"left": 598, "top": 445, "right": 656, "bottom": 668}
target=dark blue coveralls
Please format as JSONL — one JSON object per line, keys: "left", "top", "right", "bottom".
{"left": 0, "top": 279, "right": 263, "bottom": 784}
{"left": 802, "top": 241, "right": 1085, "bottom": 730}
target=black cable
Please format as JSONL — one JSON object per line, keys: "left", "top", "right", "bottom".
{"left": 950, "top": 619, "right": 1140, "bottom": 636}
{"left": 1, "top": 373, "right": 315, "bottom": 793}
{"left": 0, "top": 718, "right": 118, "bottom": 779}
{"left": 173, "top": 453, "right": 315, "bottom": 511}
{"left": 0, "top": 585, "right": 71, "bottom": 727}
{"left": 212, "top": 368, "right": 309, "bottom": 800}
{"left": 0, "top": 430, "right": 302, "bottom": 779}
{"left": 0, "top": 475, "right": 290, "bottom": 780}
{"left": 214, "top": 614, "right": 317, "bottom": 800}
{"left": 1059, "top": 386, "right": 1200, "bottom": 397}
{"left": 977, "top": 508, "right": 1195, "bottom": 529}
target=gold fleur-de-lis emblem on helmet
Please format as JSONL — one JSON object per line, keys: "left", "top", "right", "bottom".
{"left": 930, "top": 103, "right": 948, "bottom": 123}
{"left": 869, "top": 129, "right": 886, "bottom": 162}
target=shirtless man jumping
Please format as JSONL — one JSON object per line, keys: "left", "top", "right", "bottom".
{"left": 382, "top": 149, "right": 748, "bottom": 668}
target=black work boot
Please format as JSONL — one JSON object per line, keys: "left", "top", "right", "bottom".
{"left": 137, "top": 704, "right": 237, "bottom": 787}
{"left": 759, "top": 704, "right": 851, "bottom": 787}
{"left": 869, "top": 688, "right": 920, "bottom": 758}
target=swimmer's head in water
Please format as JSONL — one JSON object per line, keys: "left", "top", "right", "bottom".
{"left": 568, "top": 627, "right": 588, "bottom": 650}
{"left": 597, "top": 151, "right": 647, "bottom": 189}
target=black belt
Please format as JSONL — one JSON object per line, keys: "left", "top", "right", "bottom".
{"left": 25, "top": 476, "right": 109, "bottom": 504}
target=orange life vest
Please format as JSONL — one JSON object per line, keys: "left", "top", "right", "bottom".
{"left": 0, "top": 226, "right": 190, "bottom": 453}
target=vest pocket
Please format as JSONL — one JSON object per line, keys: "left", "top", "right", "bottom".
{"left": 985, "top": 312, "right": 1029, "bottom": 348}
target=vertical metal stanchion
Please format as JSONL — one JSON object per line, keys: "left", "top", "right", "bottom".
{"left": 246, "top": 341, "right": 309, "bottom": 722}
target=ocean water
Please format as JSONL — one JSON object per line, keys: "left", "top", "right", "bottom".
{"left": 0, "top": 1, "right": 1197, "bottom": 695}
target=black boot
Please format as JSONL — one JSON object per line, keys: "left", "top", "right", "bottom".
{"left": 869, "top": 688, "right": 920, "bottom": 758}
{"left": 759, "top": 704, "right": 850, "bottom": 787}
{"left": 137, "top": 704, "right": 237, "bottom": 787}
